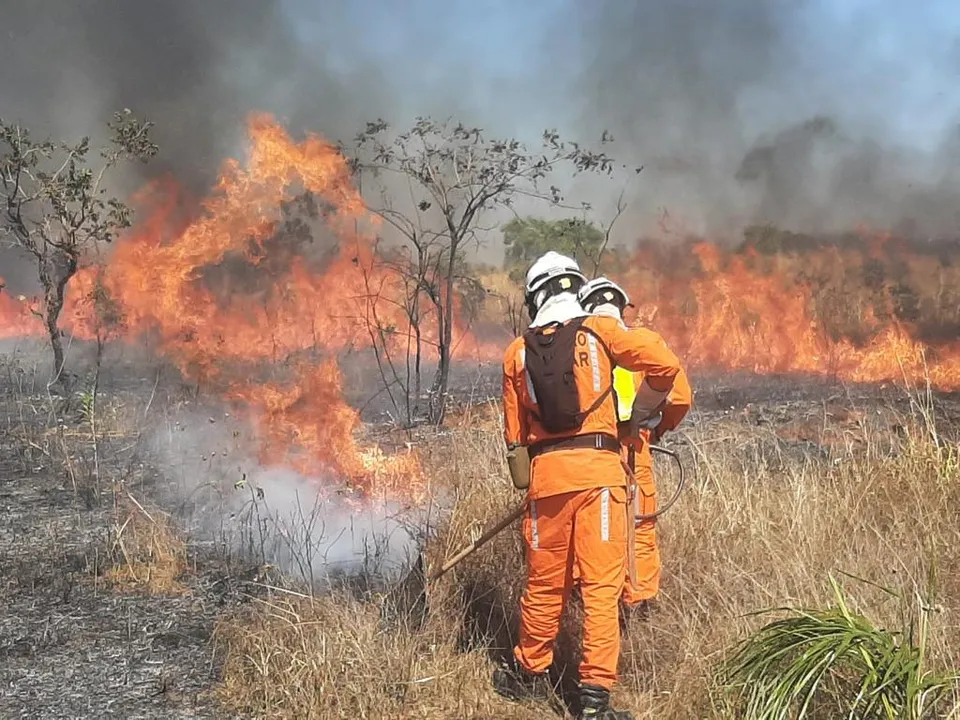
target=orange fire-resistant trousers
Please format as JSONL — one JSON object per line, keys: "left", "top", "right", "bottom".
{"left": 569, "top": 446, "right": 661, "bottom": 606}
{"left": 623, "top": 454, "right": 660, "bottom": 605}
{"left": 514, "top": 485, "right": 628, "bottom": 689}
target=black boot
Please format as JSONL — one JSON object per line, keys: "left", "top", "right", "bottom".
{"left": 578, "top": 683, "right": 635, "bottom": 720}
{"left": 492, "top": 657, "right": 554, "bottom": 703}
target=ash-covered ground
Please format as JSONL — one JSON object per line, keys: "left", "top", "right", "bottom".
{"left": 0, "top": 337, "right": 957, "bottom": 719}
{"left": 0, "top": 351, "right": 245, "bottom": 719}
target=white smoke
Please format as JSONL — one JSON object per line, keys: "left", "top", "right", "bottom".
{"left": 147, "top": 403, "right": 421, "bottom": 589}
{"left": 232, "top": 466, "right": 421, "bottom": 585}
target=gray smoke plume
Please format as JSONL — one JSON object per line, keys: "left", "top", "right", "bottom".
{"left": 0, "top": 1, "right": 376, "bottom": 283}
{"left": 3, "top": 0, "right": 959, "bottom": 263}
{"left": 0, "top": 247, "right": 34, "bottom": 295}
{"left": 0, "top": 0, "right": 399, "bottom": 193}
{"left": 0, "top": 0, "right": 561, "bottom": 273}
{"left": 571, "top": 0, "right": 960, "bottom": 240}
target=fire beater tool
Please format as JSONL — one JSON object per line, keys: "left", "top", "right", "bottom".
{"left": 427, "top": 502, "right": 528, "bottom": 581}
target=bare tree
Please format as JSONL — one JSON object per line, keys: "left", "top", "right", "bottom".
{"left": 591, "top": 188, "right": 629, "bottom": 276}
{"left": 354, "top": 238, "right": 438, "bottom": 427}
{"left": 347, "top": 117, "right": 624, "bottom": 424}
{"left": 0, "top": 109, "right": 158, "bottom": 389}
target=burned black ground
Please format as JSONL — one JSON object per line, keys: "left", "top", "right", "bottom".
{"left": 0, "top": 348, "right": 258, "bottom": 720}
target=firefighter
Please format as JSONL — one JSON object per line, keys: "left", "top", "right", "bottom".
{"left": 578, "top": 276, "right": 693, "bottom": 616}
{"left": 497, "top": 251, "right": 682, "bottom": 720}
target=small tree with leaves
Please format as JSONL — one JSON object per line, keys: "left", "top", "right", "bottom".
{"left": 0, "top": 110, "right": 158, "bottom": 388}
{"left": 502, "top": 216, "right": 605, "bottom": 279}
{"left": 348, "top": 117, "right": 625, "bottom": 424}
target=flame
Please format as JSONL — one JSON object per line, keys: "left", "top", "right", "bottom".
{"left": 0, "top": 279, "right": 41, "bottom": 338}
{"left": 616, "top": 236, "right": 960, "bottom": 390}
{"left": 4, "top": 114, "right": 440, "bottom": 502}
{"left": 227, "top": 359, "right": 422, "bottom": 500}
{"left": 0, "top": 113, "right": 503, "bottom": 504}
{"left": 4, "top": 111, "right": 959, "bottom": 501}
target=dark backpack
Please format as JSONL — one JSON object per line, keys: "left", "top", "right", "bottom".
{"left": 522, "top": 316, "right": 614, "bottom": 434}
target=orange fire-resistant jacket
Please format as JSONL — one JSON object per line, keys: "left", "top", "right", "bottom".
{"left": 502, "top": 314, "right": 681, "bottom": 501}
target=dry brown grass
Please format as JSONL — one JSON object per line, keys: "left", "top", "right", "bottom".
{"left": 212, "top": 591, "right": 549, "bottom": 720}
{"left": 103, "top": 490, "right": 190, "bottom": 596}
{"left": 212, "top": 392, "right": 960, "bottom": 719}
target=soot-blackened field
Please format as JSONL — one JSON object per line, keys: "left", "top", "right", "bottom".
{"left": 0, "top": 342, "right": 956, "bottom": 719}
{"left": 0, "top": 350, "right": 263, "bottom": 719}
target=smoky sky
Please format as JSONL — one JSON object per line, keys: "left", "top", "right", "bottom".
{"left": 569, "top": 0, "right": 960, "bottom": 239}
{"left": 0, "top": 0, "right": 557, "bottom": 278}
{"left": 0, "top": 0, "right": 403, "bottom": 194}
{"left": 2, "top": 0, "right": 960, "bottom": 280}
{"left": 0, "top": 0, "right": 436, "bottom": 286}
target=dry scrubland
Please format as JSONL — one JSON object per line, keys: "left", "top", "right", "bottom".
{"left": 478, "top": 234, "right": 960, "bottom": 358}
{"left": 2, "top": 349, "right": 960, "bottom": 719}
{"left": 214, "top": 390, "right": 960, "bottom": 719}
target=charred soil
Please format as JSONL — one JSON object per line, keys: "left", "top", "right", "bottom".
{"left": 0, "top": 355, "right": 258, "bottom": 720}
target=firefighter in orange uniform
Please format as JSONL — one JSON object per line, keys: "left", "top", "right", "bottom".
{"left": 578, "top": 277, "right": 693, "bottom": 615}
{"left": 495, "top": 252, "right": 682, "bottom": 720}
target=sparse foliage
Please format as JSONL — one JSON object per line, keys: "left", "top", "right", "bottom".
{"left": 355, "top": 238, "right": 442, "bottom": 427}
{"left": 0, "top": 110, "right": 158, "bottom": 388}
{"left": 347, "top": 117, "right": 623, "bottom": 424}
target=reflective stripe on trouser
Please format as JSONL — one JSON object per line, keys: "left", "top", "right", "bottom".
{"left": 622, "top": 462, "right": 660, "bottom": 605}
{"left": 514, "top": 486, "right": 628, "bottom": 689}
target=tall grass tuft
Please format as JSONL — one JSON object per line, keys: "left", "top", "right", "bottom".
{"left": 718, "top": 575, "right": 960, "bottom": 719}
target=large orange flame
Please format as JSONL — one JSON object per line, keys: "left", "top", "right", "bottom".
{"left": 616, "top": 236, "right": 960, "bottom": 390}
{"left": 3, "top": 112, "right": 959, "bottom": 505}
{"left": 6, "top": 114, "right": 438, "bottom": 502}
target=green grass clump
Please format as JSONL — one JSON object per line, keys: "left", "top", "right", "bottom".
{"left": 718, "top": 575, "right": 959, "bottom": 719}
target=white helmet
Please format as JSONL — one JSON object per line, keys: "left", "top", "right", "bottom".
{"left": 523, "top": 251, "right": 587, "bottom": 318}
{"left": 578, "top": 276, "right": 631, "bottom": 314}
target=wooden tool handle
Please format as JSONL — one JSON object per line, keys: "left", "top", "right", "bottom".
{"left": 428, "top": 503, "right": 527, "bottom": 580}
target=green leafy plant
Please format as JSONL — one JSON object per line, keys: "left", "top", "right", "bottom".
{"left": 76, "top": 387, "right": 95, "bottom": 423}
{"left": 718, "top": 575, "right": 959, "bottom": 719}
